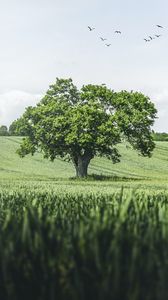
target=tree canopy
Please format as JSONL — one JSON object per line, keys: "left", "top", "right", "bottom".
{"left": 17, "top": 78, "right": 157, "bottom": 177}
{"left": 0, "top": 125, "right": 9, "bottom": 136}
{"left": 152, "top": 131, "right": 168, "bottom": 141}
{"left": 9, "top": 118, "right": 28, "bottom": 136}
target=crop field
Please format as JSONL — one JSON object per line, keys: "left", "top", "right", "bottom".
{"left": 1, "top": 137, "right": 168, "bottom": 299}
{"left": 0, "top": 189, "right": 168, "bottom": 299}
{"left": 1, "top": 136, "right": 168, "bottom": 193}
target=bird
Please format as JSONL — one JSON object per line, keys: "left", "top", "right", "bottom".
{"left": 115, "top": 30, "right": 121, "bottom": 34}
{"left": 149, "top": 36, "right": 153, "bottom": 40}
{"left": 88, "top": 26, "right": 95, "bottom": 31}
{"left": 105, "top": 44, "right": 111, "bottom": 47}
{"left": 144, "top": 39, "right": 148, "bottom": 42}
{"left": 100, "top": 37, "right": 107, "bottom": 41}
{"left": 156, "top": 24, "right": 163, "bottom": 28}
{"left": 155, "top": 34, "right": 161, "bottom": 38}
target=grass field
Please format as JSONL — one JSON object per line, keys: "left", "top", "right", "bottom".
{"left": 0, "top": 186, "right": 168, "bottom": 299}
{"left": 0, "top": 136, "right": 168, "bottom": 192}
{"left": 1, "top": 137, "right": 168, "bottom": 299}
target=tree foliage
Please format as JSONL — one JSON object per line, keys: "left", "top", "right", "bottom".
{"left": 9, "top": 118, "right": 28, "bottom": 136}
{"left": 0, "top": 125, "right": 9, "bottom": 136}
{"left": 17, "top": 78, "right": 157, "bottom": 177}
{"left": 152, "top": 132, "right": 168, "bottom": 141}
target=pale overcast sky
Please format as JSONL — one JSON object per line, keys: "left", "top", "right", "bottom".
{"left": 0, "top": 0, "right": 168, "bottom": 131}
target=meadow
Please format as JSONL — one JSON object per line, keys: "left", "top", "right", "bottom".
{"left": 1, "top": 137, "right": 168, "bottom": 299}
{"left": 1, "top": 136, "right": 168, "bottom": 192}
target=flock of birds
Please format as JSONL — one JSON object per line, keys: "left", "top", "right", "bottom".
{"left": 143, "top": 24, "right": 163, "bottom": 42}
{"left": 88, "top": 24, "right": 164, "bottom": 47}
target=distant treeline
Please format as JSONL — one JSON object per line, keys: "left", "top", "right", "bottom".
{"left": 152, "top": 132, "right": 168, "bottom": 141}
{"left": 0, "top": 118, "right": 27, "bottom": 136}
{"left": 1, "top": 121, "right": 168, "bottom": 141}
{"left": 0, "top": 125, "right": 9, "bottom": 136}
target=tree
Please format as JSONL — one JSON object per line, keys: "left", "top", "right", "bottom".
{"left": 17, "top": 78, "right": 157, "bottom": 177}
{"left": 152, "top": 131, "right": 168, "bottom": 141}
{"left": 0, "top": 125, "right": 9, "bottom": 136}
{"left": 9, "top": 118, "right": 28, "bottom": 136}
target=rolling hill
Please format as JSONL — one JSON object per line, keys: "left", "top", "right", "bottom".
{"left": 0, "top": 136, "right": 168, "bottom": 192}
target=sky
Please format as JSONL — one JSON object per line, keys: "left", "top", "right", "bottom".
{"left": 0, "top": 0, "right": 168, "bottom": 131}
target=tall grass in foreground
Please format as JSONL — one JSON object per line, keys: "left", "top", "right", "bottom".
{"left": 0, "top": 190, "right": 168, "bottom": 299}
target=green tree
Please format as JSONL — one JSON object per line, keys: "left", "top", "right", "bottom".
{"left": 17, "top": 78, "right": 157, "bottom": 177}
{"left": 0, "top": 125, "right": 9, "bottom": 136}
{"left": 152, "top": 131, "right": 168, "bottom": 141}
{"left": 9, "top": 118, "right": 28, "bottom": 136}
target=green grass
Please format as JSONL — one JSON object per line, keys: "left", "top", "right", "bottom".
{"left": 0, "top": 190, "right": 168, "bottom": 299}
{"left": 1, "top": 137, "right": 168, "bottom": 298}
{"left": 1, "top": 136, "right": 168, "bottom": 192}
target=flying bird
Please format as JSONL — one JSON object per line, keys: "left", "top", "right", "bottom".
{"left": 115, "top": 30, "right": 121, "bottom": 34}
{"left": 100, "top": 37, "right": 107, "bottom": 41}
{"left": 105, "top": 44, "right": 111, "bottom": 47}
{"left": 155, "top": 34, "right": 161, "bottom": 38}
{"left": 144, "top": 39, "right": 148, "bottom": 42}
{"left": 156, "top": 25, "right": 163, "bottom": 28}
{"left": 149, "top": 36, "right": 153, "bottom": 40}
{"left": 88, "top": 26, "right": 95, "bottom": 31}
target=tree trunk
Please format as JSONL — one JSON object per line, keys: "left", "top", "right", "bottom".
{"left": 72, "top": 153, "right": 92, "bottom": 178}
